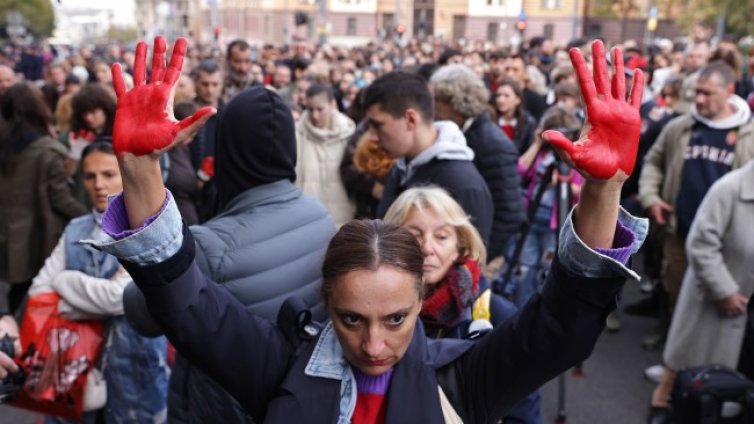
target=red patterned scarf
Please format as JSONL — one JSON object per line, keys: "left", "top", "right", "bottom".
{"left": 420, "top": 257, "right": 481, "bottom": 330}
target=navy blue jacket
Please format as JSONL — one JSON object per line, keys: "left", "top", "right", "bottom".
{"left": 463, "top": 114, "right": 526, "bottom": 260}
{"left": 123, "top": 225, "right": 624, "bottom": 424}
{"left": 377, "top": 159, "right": 494, "bottom": 248}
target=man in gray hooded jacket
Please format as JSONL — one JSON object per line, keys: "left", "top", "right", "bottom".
{"left": 123, "top": 86, "right": 336, "bottom": 423}
{"left": 369, "top": 71, "right": 493, "bottom": 245}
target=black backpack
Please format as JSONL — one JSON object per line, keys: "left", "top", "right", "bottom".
{"left": 671, "top": 364, "right": 754, "bottom": 424}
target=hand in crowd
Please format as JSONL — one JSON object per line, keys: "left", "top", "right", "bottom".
{"left": 0, "top": 315, "right": 20, "bottom": 379}
{"left": 111, "top": 36, "right": 215, "bottom": 157}
{"left": 716, "top": 292, "right": 749, "bottom": 317}
{"left": 647, "top": 200, "right": 673, "bottom": 225}
{"left": 543, "top": 40, "right": 644, "bottom": 183}
{"left": 67, "top": 129, "right": 97, "bottom": 160}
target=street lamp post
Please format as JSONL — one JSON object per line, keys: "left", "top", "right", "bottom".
{"left": 319, "top": 0, "right": 328, "bottom": 45}
{"left": 715, "top": 0, "right": 732, "bottom": 41}
{"left": 571, "top": 0, "right": 580, "bottom": 39}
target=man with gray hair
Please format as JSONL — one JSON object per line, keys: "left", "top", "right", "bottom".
{"left": 430, "top": 64, "right": 525, "bottom": 263}
{"left": 676, "top": 42, "right": 710, "bottom": 113}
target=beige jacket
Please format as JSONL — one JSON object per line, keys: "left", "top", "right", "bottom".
{"left": 638, "top": 114, "right": 754, "bottom": 234}
{"left": 663, "top": 160, "right": 754, "bottom": 370}
{"left": 295, "top": 110, "right": 356, "bottom": 227}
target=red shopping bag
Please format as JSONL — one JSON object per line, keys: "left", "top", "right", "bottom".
{"left": 10, "top": 292, "right": 104, "bottom": 420}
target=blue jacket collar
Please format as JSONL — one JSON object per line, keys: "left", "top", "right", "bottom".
{"left": 305, "top": 322, "right": 349, "bottom": 380}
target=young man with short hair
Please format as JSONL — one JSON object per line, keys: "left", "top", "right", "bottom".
{"left": 366, "top": 71, "right": 493, "bottom": 245}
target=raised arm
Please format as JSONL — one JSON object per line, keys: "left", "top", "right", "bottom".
{"left": 544, "top": 40, "right": 644, "bottom": 249}
{"left": 110, "top": 36, "right": 214, "bottom": 229}
{"left": 102, "top": 38, "right": 294, "bottom": 421}
{"left": 455, "top": 40, "right": 647, "bottom": 421}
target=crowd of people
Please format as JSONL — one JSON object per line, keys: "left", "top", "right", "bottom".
{"left": 0, "top": 26, "right": 752, "bottom": 424}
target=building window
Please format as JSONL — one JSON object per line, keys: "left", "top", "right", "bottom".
{"left": 542, "top": 0, "right": 559, "bottom": 9}
{"left": 486, "top": 22, "right": 498, "bottom": 42}
{"left": 543, "top": 23, "right": 554, "bottom": 39}
{"left": 383, "top": 13, "right": 394, "bottom": 30}
{"left": 347, "top": 17, "right": 357, "bottom": 35}
{"left": 587, "top": 23, "right": 602, "bottom": 37}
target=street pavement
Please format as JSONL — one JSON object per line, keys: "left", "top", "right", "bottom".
{"left": 540, "top": 277, "right": 663, "bottom": 424}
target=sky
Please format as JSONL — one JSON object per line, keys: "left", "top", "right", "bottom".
{"left": 54, "top": 0, "right": 137, "bottom": 26}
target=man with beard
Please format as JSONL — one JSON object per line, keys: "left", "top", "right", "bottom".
{"left": 221, "top": 39, "right": 258, "bottom": 103}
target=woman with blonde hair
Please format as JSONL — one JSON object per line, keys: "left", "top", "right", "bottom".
{"left": 384, "top": 186, "right": 543, "bottom": 423}
{"left": 54, "top": 92, "right": 74, "bottom": 135}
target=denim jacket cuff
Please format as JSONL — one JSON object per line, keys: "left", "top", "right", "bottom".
{"left": 81, "top": 190, "right": 184, "bottom": 265}
{"left": 558, "top": 206, "right": 648, "bottom": 280}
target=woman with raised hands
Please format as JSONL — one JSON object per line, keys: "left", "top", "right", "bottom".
{"left": 84, "top": 36, "right": 647, "bottom": 423}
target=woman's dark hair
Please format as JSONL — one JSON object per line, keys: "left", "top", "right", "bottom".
{"left": 495, "top": 78, "right": 527, "bottom": 138}
{"left": 708, "top": 50, "right": 741, "bottom": 79}
{"left": 174, "top": 101, "right": 199, "bottom": 121}
{"left": 539, "top": 106, "right": 581, "bottom": 140}
{"left": 0, "top": 81, "right": 53, "bottom": 168}
{"left": 71, "top": 83, "right": 116, "bottom": 135}
{"left": 80, "top": 140, "right": 115, "bottom": 162}
{"left": 306, "top": 83, "right": 335, "bottom": 102}
{"left": 321, "top": 219, "right": 424, "bottom": 303}
{"left": 346, "top": 88, "right": 366, "bottom": 123}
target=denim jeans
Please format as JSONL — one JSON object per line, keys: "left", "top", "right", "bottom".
{"left": 511, "top": 220, "right": 557, "bottom": 309}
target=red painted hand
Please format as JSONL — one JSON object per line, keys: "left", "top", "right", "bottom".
{"left": 543, "top": 40, "right": 644, "bottom": 181}
{"left": 111, "top": 36, "right": 214, "bottom": 157}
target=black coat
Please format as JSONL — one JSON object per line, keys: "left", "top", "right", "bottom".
{"left": 377, "top": 158, "right": 494, "bottom": 247}
{"left": 464, "top": 114, "right": 526, "bottom": 259}
{"left": 523, "top": 89, "right": 548, "bottom": 122}
{"left": 123, "top": 225, "right": 625, "bottom": 423}
{"left": 511, "top": 111, "right": 539, "bottom": 155}
{"left": 339, "top": 122, "right": 380, "bottom": 219}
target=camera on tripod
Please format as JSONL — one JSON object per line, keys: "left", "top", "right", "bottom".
{"left": 0, "top": 334, "right": 25, "bottom": 403}
{"left": 549, "top": 126, "right": 580, "bottom": 144}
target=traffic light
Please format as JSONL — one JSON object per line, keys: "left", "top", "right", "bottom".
{"left": 515, "top": 11, "right": 527, "bottom": 34}
{"left": 213, "top": 26, "right": 221, "bottom": 41}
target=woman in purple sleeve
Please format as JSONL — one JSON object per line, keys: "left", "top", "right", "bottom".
{"left": 93, "top": 37, "right": 647, "bottom": 423}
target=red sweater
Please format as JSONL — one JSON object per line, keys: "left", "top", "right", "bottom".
{"left": 351, "top": 368, "right": 394, "bottom": 424}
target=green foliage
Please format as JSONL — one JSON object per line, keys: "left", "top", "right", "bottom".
{"left": 674, "top": 0, "right": 754, "bottom": 38}
{"left": 588, "top": 0, "right": 753, "bottom": 37}
{"left": 589, "top": 0, "right": 641, "bottom": 18}
{"left": 0, "top": 0, "right": 55, "bottom": 38}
